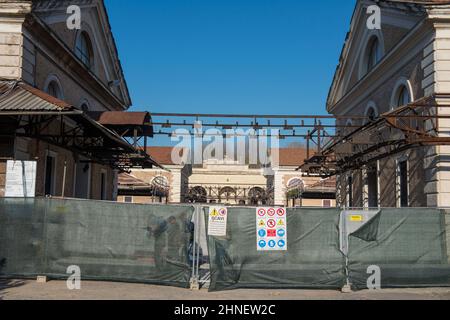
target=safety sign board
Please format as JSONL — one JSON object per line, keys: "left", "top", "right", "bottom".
{"left": 208, "top": 206, "right": 228, "bottom": 237}
{"left": 349, "top": 215, "right": 364, "bottom": 222}
{"left": 256, "top": 207, "right": 287, "bottom": 251}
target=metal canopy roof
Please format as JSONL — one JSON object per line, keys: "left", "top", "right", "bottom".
{"left": 88, "top": 111, "right": 154, "bottom": 137}
{"left": 0, "top": 80, "right": 163, "bottom": 171}
{"left": 0, "top": 80, "right": 71, "bottom": 111}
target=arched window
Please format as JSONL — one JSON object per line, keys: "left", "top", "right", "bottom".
{"left": 365, "top": 103, "right": 378, "bottom": 124}
{"left": 367, "top": 37, "right": 380, "bottom": 72}
{"left": 397, "top": 85, "right": 411, "bottom": 107}
{"left": 287, "top": 178, "right": 304, "bottom": 190}
{"left": 45, "top": 78, "right": 63, "bottom": 100}
{"left": 76, "top": 32, "right": 93, "bottom": 69}
{"left": 359, "top": 34, "right": 384, "bottom": 79}
{"left": 80, "top": 103, "right": 89, "bottom": 113}
{"left": 345, "top": 119, "right": 353, "bottom": 135}
{"left": 152, "top": 176, "right": 169, "bottom": 189}
{"left": 391, "top": 79, "right": 413, "bottom": 110}
{"left": 249, "top": 187, "right": 266, "bottom": 205}
{"left": 366, "top": 108, "right": 376, "bottom": 121}
{"left": 79, "top": 99, "right": 90, "bottom": 113}
{"left": 151, "top": 176, "right": 169, "bottom": 198}
{"left": 219, "top": 187, "right": 236, "bottom": 202}
{"left": 188, "top": 186, "right": 207, "bottom": 203}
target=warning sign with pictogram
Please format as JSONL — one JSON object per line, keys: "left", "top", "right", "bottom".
{"left": 267, "top": 219, "right": 276, "bottom": 228}
{"left": 208, "top": 206, "right": 228, "bottom": 237}
{"left": 256, "top": 207, "right": 287, "bottom": 251}
{"left": 277, "top": 208, "right": 286, "bottom": 216}
{"left": 267, "top": 229, "right": 276, "bottom": 237}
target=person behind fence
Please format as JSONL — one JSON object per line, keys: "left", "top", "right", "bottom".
{"left": 179, "top": 213, "right": 194, "bottom": 264}
{"left": 167, "top": 216, "right": 182, "bottom": 260}
{"left": 146, "top": 217, "right": 168, "bottom": 270}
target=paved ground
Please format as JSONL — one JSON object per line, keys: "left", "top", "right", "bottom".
{"left": 1, "top": 279, "right": 450, "bottom": 300}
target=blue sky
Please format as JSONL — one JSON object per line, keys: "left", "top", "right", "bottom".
{"left": 105, "top": 0, "right": 356, "bottom": 116}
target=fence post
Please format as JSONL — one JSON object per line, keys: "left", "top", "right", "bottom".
{"left": 340, "top": 210, "right": 352, "bottom": 293}
{"left": 190, "top": 205, "right": 200, "bottom": 290}
{"left": 37, "top": 197, "right": 50, "bottom": 283}
{"left": 196, "top": 205, "right": 201, "bottom": 285}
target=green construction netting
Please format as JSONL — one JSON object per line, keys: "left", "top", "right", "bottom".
{"left": 347, "top": 208, "right": 450, "bottom": 290}
{"left": 0, "top": 198, "right": 194, "bottom": 288}
{"left": 206, "top": 207, "right": 346, "bottom": 291}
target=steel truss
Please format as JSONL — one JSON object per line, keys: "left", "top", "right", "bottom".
{"left": 149, "top": 96, "right": 450, "bottom": 177}
{"left": 301, "top": 96, "right": 450, "bottom": 177}
{"left": 0, "top": 112, "right": 160, "bottom": 171}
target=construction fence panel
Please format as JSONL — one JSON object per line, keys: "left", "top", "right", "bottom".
{"left": 206, "top": 207, "right": 346, "bottom": 292}
{"left": 347, "top": 208, "right": 450, "bottom": 290}
{"left": 0, "top": 198, "right": 46, "bottom": 278}
{"left": 0, "top": 198, "right": 195, "bottom": 288}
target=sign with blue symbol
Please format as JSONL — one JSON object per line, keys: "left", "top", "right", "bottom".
{"left": 256, "top": 207, "right": 287, "bottom": 251}
{"left": 258, "top": 240, "right": 267, "bottom": 248}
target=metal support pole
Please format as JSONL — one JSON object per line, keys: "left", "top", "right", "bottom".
{"left": 196, "top": 206, "right": 202, "bottom": 282}
{"left": 61, "top": 160, "right": 67, "bottom": 198}
{"left": 190, "top": 205, "right": 196, "bottom": 282}
{"left": 190, "top": 205, "right": 200, "bottom": 290}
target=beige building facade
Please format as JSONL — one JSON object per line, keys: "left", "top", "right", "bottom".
{"left": 119, "top": 147, "right": 336, "bottom": 207}
{"left": 328, "top": 0, "right": 450, "bottom": 208}
{"left": 0, "top": 0, "right": 154, "bottom": 201}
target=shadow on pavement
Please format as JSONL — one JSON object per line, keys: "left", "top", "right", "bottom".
{"left": 0, "top": 258, "right": 26, "bottom": 300}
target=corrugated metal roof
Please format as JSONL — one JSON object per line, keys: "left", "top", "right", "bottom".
{"left": 0, "top": 80, "right": 72, "bottom": 111}
{"left": 0, "top": 80, "right": 164, "bottom": 170}
{"left": 118, "top": 173, "right": 152, "bottom": 188}
{"left": 89, "top": 111, "right": 151, "bottom": 126}
{"left": 305, "top": 177, "right": 336, "bottom": 193}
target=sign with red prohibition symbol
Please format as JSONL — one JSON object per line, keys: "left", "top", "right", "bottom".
{"left": 267, "top": 219, "right": 276, "bottom": 228}
{"left": 256, "top": 207, "right": 288, "bottom": 252}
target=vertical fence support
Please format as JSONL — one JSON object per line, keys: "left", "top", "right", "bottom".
{"left": 39, "top": 197, "right": 50, "bottom": 282}
{"left": 190, "top": 205, "right": 200, "bottom": 290}
{"left": 340, "top": 211, "right": 352, "bottom": 293}
{"left": 196, "top": 205, "right": 201, "bottom": 285}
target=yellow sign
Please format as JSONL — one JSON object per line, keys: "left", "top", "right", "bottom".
{"left": 258, "top": 220, "right": 265, "bottom": 227}
{"left": 350, "top": 215, "right": 364, "bottom": 222}
{"left": 277, "top": 219, "right": 285, "bottom": 226}
{"left": 210, "top": 209, "right": 219, "bottom": 217}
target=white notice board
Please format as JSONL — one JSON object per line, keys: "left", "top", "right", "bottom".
{"left": 256, "top": 207, "right": 287, "bottom": 251}
{"left": 5, "top": 160, "right": 37, "bottom": 198}
{"left": 207, "top": 206, "right": 228, "bottom": 237}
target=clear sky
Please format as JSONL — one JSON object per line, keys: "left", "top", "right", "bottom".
{"left": 105, "top": 0, "right": 356, "bottom": 117}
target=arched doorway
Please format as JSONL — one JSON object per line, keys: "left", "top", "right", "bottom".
{"left": 188, "top": 186, "right": 208, "bottom": 203}
{"left": 219, "top": 187, "right": 237, "bottom": 204}
{"left": 249, "top": 187, "right": 266, "bottom": 206}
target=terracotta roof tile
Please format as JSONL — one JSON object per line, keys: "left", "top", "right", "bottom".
{"left": 146, "top": 146, "right": 185, "bottom": 165}
{"left": 145, "top": 146, "right": 309, "bottom": 166}
{"left": 276, "top": 148, "right": 308, "bottom": 167}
